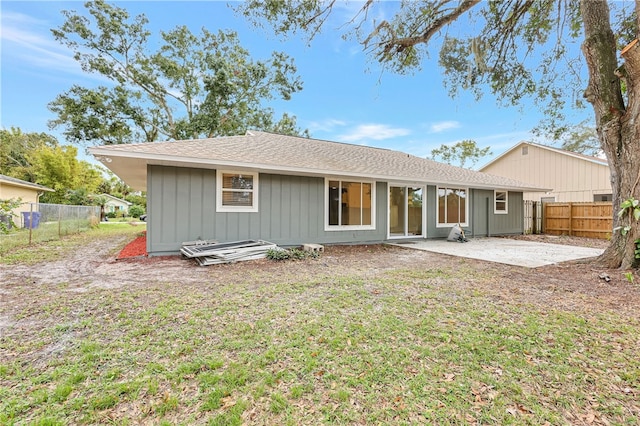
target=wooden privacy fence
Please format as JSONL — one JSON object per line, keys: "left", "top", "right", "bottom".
{"left": 543, "top": 202, "right": 613, "bottom": 239}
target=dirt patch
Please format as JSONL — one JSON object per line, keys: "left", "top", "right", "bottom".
{"left": 1, "top": 236, "right": 637, "bottom": 324}
{"left": 499, "top": 233, "right": 610, "bottom": 249}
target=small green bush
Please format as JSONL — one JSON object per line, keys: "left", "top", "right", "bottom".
{"left": 0, "top": 198, "right": 21, "bottom": 234}
{"left": 105, "top": 212, "right": 117, "bottom": 219}
{"left": 266, "top": 247, "right": 320, "bottom": 261}
{"left": 128, "top": 205, "right": 145, "bottom": 218}
{"left": 266, "top": 248, "right": 289, "bottom": 261}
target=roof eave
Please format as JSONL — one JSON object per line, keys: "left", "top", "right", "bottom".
{"left": 90, "top": 147, "right": 549, "bottom": 193}
{"left": 479, "top": 141, "right": 609, "bottom": 170}
{"left": 0, "top": 179, "right": 55, "bottom": 192}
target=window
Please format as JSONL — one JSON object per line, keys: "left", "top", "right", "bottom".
{"left": 594, "top": 194, "right": 612, "bottom": 202}
{"left": 437, "top": 187, "right": 468, "bottom": 227}
{"left": 216, "top": 170, "right": 258, "bottom": 212}
{"left": 522, "top": 146, "right": 528, "bottom": 155}
{"left": 326, "top": 179, "right": 374, "bottom": 229}
{"left": 494, "top": 190, "right": 508, "bottom": 214}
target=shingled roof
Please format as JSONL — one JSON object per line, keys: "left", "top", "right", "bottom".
{"left": 89, "top": 131, "right": 549, "bottom": 192}
{"left": 0, "top": 174, "right": 54, "bottom": 192}
{"left": 479, "top": 141, "right": 608, "bottom": 170}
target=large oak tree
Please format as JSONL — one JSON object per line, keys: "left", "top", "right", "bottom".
{"left": 49, "top": 0, "right": 307, "bottom": 145}
{"left": 240, "top": 0, "right": 640, "bottom": 269}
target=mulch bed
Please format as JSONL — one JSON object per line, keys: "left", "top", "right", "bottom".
{"left": 116, "top": 232, "right": 147, "bottom": 259}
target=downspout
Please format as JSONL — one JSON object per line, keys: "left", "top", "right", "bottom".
{"left": 470, "top": 189, "right": 475, "bottom": 238}
{"left": 486, "top": 197, "right": 491, "bottom": 237}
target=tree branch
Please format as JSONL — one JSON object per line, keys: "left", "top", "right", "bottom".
{"left": 377, "top": 0, "right": 482, "bottom": 54}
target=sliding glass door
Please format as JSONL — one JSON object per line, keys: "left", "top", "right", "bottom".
{"left": 389, "top": 185, "right": 424, "bottom": 238}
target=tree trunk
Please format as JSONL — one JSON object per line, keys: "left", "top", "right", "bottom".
{"left": 581, "top": 0, "right": 640, "bottom": 269}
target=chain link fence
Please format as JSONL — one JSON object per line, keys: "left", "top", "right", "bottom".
{"left": 0, "top": 202, "right": 100, "bottom": 251}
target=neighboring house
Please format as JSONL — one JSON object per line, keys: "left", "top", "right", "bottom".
{"left": 479, "top": 142, "right": 611, "bottom": 202}
{"left": 90, "top": 131, "right": 548, "bottom": 256}
{"left": 101, "top": 193, "right": 132, "bottom": 215}
{"left": 0, "top": 174, "right": 54, "bottom": 227}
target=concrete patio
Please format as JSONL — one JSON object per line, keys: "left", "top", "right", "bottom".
{"left": 387, "top": 237, "right": 605, "bottom": 268}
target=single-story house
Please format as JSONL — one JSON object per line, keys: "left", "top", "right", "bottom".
{"left": 479, "top": 141, "right": 611, "bottom": 202}
{"left": 0, "top": 174, "right": 54, "bottom": 227}
{"left": 89, "top": 131, "right": 548, "bottom": 256}
{"left": 100, "top": 193, "right": 132, "bottom": 215}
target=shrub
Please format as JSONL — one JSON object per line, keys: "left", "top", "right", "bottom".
{"left": 129, "top": 205, "right": 145, "bottom": 218}
{"left": 266, "top": 248, "right": 289, "bottom": 261}
{"left": 266, "top": 247, "right": 320, "bottom": 261}
{"left": 106, "top": 212, "right": 117, "bottom": 219}
{"left": 0, "top": 198, "right": 22, "bottom": 234}
{"left": 89, "top": 215, "right": 100, "bottom": 228}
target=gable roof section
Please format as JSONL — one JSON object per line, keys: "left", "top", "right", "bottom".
{"left": 89, "top": 131, "right": 549, "bottom": 192}
{"left": 0, "top": 174, "right": 54, "bottom": 192}
{"left": 100, "top": 193, "right": 132, "bottom": 205}
{"left": 479, "top": 141, "right": 608, "bottom": 171}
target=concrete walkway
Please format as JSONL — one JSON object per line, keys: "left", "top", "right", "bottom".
{"left": 387, "top": 237, "right": 604, "bottom": 268}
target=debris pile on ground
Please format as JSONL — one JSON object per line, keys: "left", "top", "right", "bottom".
{"left": 180, "top": 239, "right": 282, "bottom": 266}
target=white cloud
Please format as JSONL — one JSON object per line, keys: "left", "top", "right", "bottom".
{"left": 429, "top": 120, "right": 461, "bottom": 133}
{"left": 307, "top": 118, "right": 347, "bottom": 133}
{"left": 338, "top": 123, "right": 411, "bottom": 142}
{"left": 1, "top": 11, "right": 86, "bottom": 77}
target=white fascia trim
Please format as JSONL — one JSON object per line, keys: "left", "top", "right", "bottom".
{"left": 0, "top": 179, "right": 54, "bottom": 192}
{"left": 478, "top": 141, "right": 608, "bottom": 170}
{"left": 531, "top": 143, "right": 609, "bottom": 166}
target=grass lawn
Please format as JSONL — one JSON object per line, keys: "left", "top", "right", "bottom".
{"left": 0, "top": 223, "right": 145, "bottom": 265}
{"left": 0, "top": 227, "right": 638, "bottom": 425}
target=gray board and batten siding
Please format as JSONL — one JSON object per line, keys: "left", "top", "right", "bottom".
{"left": 147, "top": 165, "right": 524, "bottom": 256}
{"left": 415, "top": 187, "right": 523, "bottom": 240}
{"left": 147, "top": 165, "right": 388, "bottom": 255}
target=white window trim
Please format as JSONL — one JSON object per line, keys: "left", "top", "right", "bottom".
{"left": 435, "top": 186, "right": 469, "bottom": 228}
{"left": 324, "top": 178, "right": 376, "bottom": 231}
{"left": 216, "top": 170, "right": 259, "bottom": 213}
{"left": 494, "top": 190, "right": 508, "bottom": 214}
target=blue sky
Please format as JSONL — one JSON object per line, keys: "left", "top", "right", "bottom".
{"left": 1, "top": 1, "right": 590, "bottom": 167}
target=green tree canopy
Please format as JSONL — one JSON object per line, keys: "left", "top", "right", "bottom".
{"left": 555, "top": 120, "right": 601, "bottom": 156}
{"left": 27, "top": 145, "right": 104, "bottom": 204}
{"left": 0, "top": 128, "right": 59, "bottom": 181}
{"left": 430, "top": 140, "right": 491, "bottom": 169}
{"left": 49, "top": 0, "right": 307, "bottom": 145}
